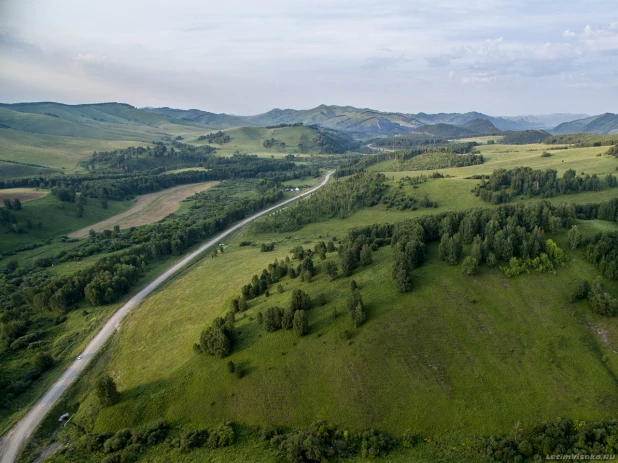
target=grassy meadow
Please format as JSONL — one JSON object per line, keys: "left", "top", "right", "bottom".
{"left": 11, "top": 140, "right": 618, "bottom": 462}
{"left": 0, "top": 194, "right": 132, "bottom": 255}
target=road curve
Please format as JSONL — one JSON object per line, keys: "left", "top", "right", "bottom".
{"left": 0, "top": 172, "right": 333, "bottom": 463}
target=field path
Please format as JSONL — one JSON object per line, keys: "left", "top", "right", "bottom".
{"left": 68, "top": 182, "right": 218, "bottom": 238}
{"left": 0, "top": 171, "right": 333, "bottom": 463}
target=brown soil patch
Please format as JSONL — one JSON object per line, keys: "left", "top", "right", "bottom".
{"left": 68, "top": 182, "right": 218, "bottom": 238}
{"left": 0, "top": 188, "right": 48, "bottom": 203}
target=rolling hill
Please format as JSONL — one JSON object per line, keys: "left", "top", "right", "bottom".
{"left": 144, "top": 105, "right": 553, "bottom": 137}
{"left": 552, "top": 113, "right": 618, "bottom": 135}
{"left": 0, "top": 103, "right": 212, "bottom": 172}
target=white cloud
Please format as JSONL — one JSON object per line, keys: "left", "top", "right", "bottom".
{"left": 0, "top": 0, "right": 616, "bottom": 114}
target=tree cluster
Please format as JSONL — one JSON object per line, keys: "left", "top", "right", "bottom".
{"left": 474, "top": 167, "right": 605, "bottom": 204}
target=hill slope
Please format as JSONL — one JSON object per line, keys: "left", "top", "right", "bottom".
{"left": 145, "top": 105, "right": 541, "bottom": 137}
{"left": 0, "top": 103, "right": 208, "bottom": 170}
{"left": 552, "top": 113, "right": 618, "bottom": 135}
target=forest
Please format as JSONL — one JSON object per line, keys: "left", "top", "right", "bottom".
{"left": 473, "top": 167, "right": 614, "bottom": 203}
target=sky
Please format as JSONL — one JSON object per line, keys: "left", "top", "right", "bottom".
{"left": 0, "top": 0, "right": 617, "bottom": 116}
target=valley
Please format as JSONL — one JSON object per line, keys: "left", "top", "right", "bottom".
{"left": 1, "top": 102, "right": 618, "bottom": 463}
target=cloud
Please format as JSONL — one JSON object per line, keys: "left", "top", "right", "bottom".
{"left": 0, "top": 0, "right": 616, "bottom": 114}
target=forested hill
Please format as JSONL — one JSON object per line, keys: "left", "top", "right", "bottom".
{"left": 552, "top": 113, "right": 618, "bottom": 135}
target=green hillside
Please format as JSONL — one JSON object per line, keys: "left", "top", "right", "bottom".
{"left": 0, "top": 103, "right": 208, "bottom": 171}
{"left": 22, "top": 139, "right": 618, "bottom": 463}
{"left": 191, "top": 124, "right": 358, "bottom": 156}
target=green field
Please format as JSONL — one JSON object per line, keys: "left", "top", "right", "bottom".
{"left": 29, "top": 206, "right": 618, "bottom": 462}
{"left": 10, "top": 140, "right": 618, "bottom": 463}
{"left": 0, "top": 193, "right": 132, "bottom": 256}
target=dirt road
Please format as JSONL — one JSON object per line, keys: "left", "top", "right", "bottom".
{"left": 68, "top": 182, "right": 218, "bottom": 238}
{"left": 0, "top": 172, "right": 332, "bottom": 463}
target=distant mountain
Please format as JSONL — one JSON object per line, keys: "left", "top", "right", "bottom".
{"left": 145, "top": 107, "right": 248, "bottom": 127}
{"left": 145, "top": 105, "right": 533, "bottom": 137}
{"left": 500, "top": 114, "right": 590, "bottom": 130}
{"left": 551, "top": 113, "right": 618, "bottom": 135}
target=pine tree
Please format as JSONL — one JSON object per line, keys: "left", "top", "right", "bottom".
{"left": 293, "top": 310, "right": 308, "bottom": 336}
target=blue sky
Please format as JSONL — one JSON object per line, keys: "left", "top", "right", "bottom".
{"left": 0, "top": 0, "right": 616, "bottom": 115}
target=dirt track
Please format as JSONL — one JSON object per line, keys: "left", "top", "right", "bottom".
{"left": 69, "top": 182, "right": 218, "bottom": 238}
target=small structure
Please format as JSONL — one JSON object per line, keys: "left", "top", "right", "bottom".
{"left": 58, "top": 413, "right": 69, "bottom": 422}
{"left": 295, "top": 187, "right": 300, "bottom": 191}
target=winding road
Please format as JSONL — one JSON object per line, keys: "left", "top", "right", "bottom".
{"left": 0, "top": 172, "right": 333, "bottom": 463}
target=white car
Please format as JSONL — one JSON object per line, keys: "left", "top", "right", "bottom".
{"left": 77, "top": 355, "right": 82, "bottom": 360}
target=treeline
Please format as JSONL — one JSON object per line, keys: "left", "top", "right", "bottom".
{"left": 252, "top": 173, "right": 387, "bottom": 233}
{"left": 474, "top": 167, "right": 612, "bottom": 204}
{"left": 1, "top": 155, "right": 316, "bottom": 201}
{"left": 197, "top": 131, "right": 231, "bottom": 144}
{"left": 470, "top": 418, "right": 618, "bottom": 463}
{"left": 544, "top": 133, "right": 618, "bottom": 148}
{"left": 334, "top": 154, "right": 387, "bottom": 178}
{"left": 370, "top": 136, "right": 447, "bottom": 150}
{"left": 499, "top": 130, "right": 550, "bottom": 144}
{"left": 86, "top": 143, "right": 217, "bottom": 171}
{"left": 342, "top": 201, "right": 581, "bottom": 293}
{"left": 263, "top": 138, "right": 286, "bottom": 149}
{"left": 265, "top": 122, "right": 304, "bottom": 129}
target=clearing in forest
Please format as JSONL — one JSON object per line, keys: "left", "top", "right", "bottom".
{"left": 69, "top": 181, "right": 218, "bottom": 237}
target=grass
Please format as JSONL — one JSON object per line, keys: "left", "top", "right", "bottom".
{"left": 190, "top": 125, "right": 330, "bottom": 158}
{"left": 0, "top": 194, "right": 132, "bottom": 256}
{"left": 0, "top": 251, "right": 199, "bottom": 438}
{"left": 12, "top": 142, "right": 618, "bottom": 462}
{"left": 47, "top": 211, "right": 617, "bottom": 452}
{"left": 370, "top": 143, "right": 616, "bottom": 177}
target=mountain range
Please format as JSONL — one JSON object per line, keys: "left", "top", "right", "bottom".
{"left": 0, "top": 102, "right": 615, "bottom": 141}
{"left": 143, "top": 105, "right": 617, "bottom": 137}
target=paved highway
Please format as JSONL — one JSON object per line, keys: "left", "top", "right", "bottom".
{"left": 0, "top": 171, "right": 333, "bottom": 463}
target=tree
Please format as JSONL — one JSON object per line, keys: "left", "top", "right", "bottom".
{"left": 439, "top": 233, "right": 462, "bottom": 265}
{"left": 290, "top": 289, "right": 311, "bottom": 312}
{"left": 257, "top": 311, "right": 263, "bottom": 324}
{"left": 264, "top": 306, "right": 283, "bottom": 332}
{"left": 293, "top": 310, "right": 308, "bottom": 336}
{"left": 199, "top": 326, "right": 232, "bottom": 358}
{"left": 570, "top": 278, "right": 590, "bottom": 302}
{"left": 360, "top": 244, "right": 373, "bottom": 266}
{"left": 227, "top": 360, "right": 235, "bottom": 373}
{"left": 567, "top": 225, "right": 581, "bottom": 250}
{"left": 76, "top": 203, "right": 84, "bottom": 218}
{"left": 3, "top": 198, "right": 12, "bottom": 209}
{"left": 101, "top": 198, "right": 108, "bottom": 209}
{"left": 282, "top": 307, "right": 295, "bottom": 330}
{"left": 13, "top": 198, "right": 22, "bottom": 210}
{"left": 96, "top": 375, "right": 120, "bottom": 407}
{"left": 340, "top": 250, "right": 356, "bottom": 277}
{"left": 461, "top": 256, "right": 479, "bottom": 276}
{"left": 347, "top": 289, "right": 366, "bottom": 327}
{"left": 323, "top": 261, "right": 338, "bottom": 281}
{"left": 238, "top": 298, "right": 248, "bottom": 312}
